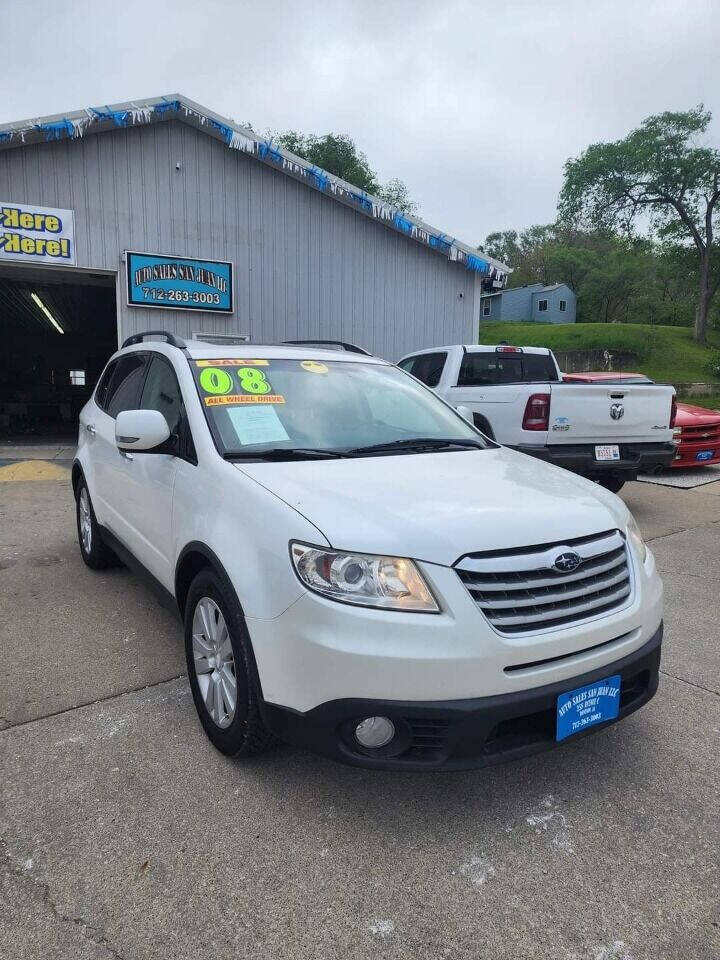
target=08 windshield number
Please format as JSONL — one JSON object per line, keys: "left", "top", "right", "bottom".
{"left": 199, "top": 366, "right": 272, "bottom": 396}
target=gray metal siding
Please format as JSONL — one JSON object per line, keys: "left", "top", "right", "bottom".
{"left": 0, "top": 121, "right": 475, "bottom": 359}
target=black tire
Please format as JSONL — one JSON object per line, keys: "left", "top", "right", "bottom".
{"left": 598, "top": 476, "right": 626, "bottom": 493}
{"left": 472, "top": 413, "right": 495, "bottom": 441}
{"left": 184, "top": 568, "right": 275, "bottom": 757}
{"left": 75, "top": 479, "right": 118, "bottom": 569}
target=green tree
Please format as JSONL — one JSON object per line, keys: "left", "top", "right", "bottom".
{"left": 376, "top": 177, "right": 418, "bottom": 215}
{"left": 481, "top": 229, "right": 521, "bottom": 266}
{"left": 558, "top": 106, "right": 720, "bottom": 342}
{"left": 481, "top": 225, "right": 557, "bottom": 286}
{"left": 276, "top": 132, "right": 379, "bottom": 192}
{"left": 274, "top": 131, "right": 417, "bottom": 214}
{"left": 480, "top": 223, "right": 698, "bottom": 327}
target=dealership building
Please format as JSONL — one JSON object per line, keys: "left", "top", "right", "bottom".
{"left": 0, "top": 94, "right": 508, "bottom": 439}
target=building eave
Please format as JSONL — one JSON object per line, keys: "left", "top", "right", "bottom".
{"left": 0, "top": 94, "right": 511, "bottom": 281}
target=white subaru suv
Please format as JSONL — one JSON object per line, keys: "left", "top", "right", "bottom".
{"left": 73, "top": 331, "right": 663, "bottom": 771}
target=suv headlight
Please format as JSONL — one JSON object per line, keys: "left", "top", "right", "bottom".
{"left": 626, "top": 514, "right": 647, "bottom": 563}
{"left": 290, "top": 543, "right": 439, "bottom": 612}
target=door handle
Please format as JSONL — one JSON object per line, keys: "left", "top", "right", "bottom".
{"left": 85, "top": 423, "right": 96, "bottom": 436}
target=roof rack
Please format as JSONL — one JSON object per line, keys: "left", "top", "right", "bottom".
{"left": 122, "top": 330, "right": 187, "bottom": 349}
{"left": 281, "top": 339, "right": 371, "bottom": 356}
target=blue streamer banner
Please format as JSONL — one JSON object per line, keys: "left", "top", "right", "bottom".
{"left": 258, "top": 141, "right": 284, "bottom": 165}
{"left": 429, "top": 233, "right": 452, "bottom": 253}
{"left": 35, "top": 119, "right": 74, "bottom": 141}
{"left": 352, "top": 192, "right": 373, "bottom": 212}
{"left": 393, "top": 212, "right": 414, "bottom": 234}
{"left": 91, "top": 107, "right": 129, "bottom": 127}
{"left": 209, "top": 118, "right": 234, "bottom": 144}
{"left": 153, "top": 100, "right": 181, "bottom": 116}
{"left": 465, "top": 254, "right": 490, "bottom": 273}
{"left": 308, "top": 166, "right": 329, "bottom": 191}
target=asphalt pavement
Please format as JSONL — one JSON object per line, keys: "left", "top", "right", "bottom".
{"left": 1, "top": 461, "right": 718, "bottom": 960}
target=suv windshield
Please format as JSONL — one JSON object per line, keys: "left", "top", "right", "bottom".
{"left": 190, "top": 357, "right": 489, "bottom": 458}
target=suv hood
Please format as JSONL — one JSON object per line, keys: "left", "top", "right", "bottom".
{"left": 235, "top": 447, "right": 628, "bottom": 567}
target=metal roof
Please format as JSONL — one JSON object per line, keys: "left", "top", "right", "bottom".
{"left": 0, "top": 94, "right": 511, "bottom": 280}
{"left": 478, "top": 281, "right": 568, "bottom": 298}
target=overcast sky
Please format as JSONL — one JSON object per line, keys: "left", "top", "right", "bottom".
{"left": 3, "top": 0, "right": 719, "bottom": 246}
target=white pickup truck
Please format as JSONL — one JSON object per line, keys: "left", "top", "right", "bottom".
{"left": 398, "top": 344, "right": 676, "bottom": 491}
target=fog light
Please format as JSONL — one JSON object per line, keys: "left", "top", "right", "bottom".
{"left": 355, "top": 716, "right": 395, "bottom": 749}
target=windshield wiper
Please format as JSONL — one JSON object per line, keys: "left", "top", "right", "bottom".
{"left": 345, "top": 437, "right": 485, "bottom": 456}
{"left": 223, "top": 447, "right": 349, "bottom": 461}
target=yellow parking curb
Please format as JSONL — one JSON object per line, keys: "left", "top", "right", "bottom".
{"left": 0, "top": 460, "right": 70, "bottom": 482}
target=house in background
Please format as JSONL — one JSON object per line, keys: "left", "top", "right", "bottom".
{"left": 479, "top": 282, "right": 576, "bottom": 324}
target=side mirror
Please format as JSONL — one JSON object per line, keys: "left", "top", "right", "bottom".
{"left": 115, "top": 409, "right": 171, "bottom": 452}
{"left": 455, "top": 404, "right": 473, "bottom": 423}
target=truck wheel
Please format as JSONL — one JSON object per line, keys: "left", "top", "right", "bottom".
{"left": 598, "top": 477, "right": 625, "bottom": 493}
{"left": 184, "top": 569, "right": 276, "bottom": 758}
{"left": 472, "top": 414, "right": 495, "bottom": 440}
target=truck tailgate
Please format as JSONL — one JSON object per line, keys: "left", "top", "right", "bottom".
{"left": 548, "top": 383, "right": 675, "bottom": 444}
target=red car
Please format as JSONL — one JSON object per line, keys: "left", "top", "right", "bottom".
{"left": 563, "top": 372, "right": 720, "bottom": 468}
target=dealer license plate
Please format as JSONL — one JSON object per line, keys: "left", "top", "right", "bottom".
{"left": 556, "top": 675, "right": 621, "bottom": 741}
{"left": 696, "top": 450, "right": 715, "bottom": 461}
{"left": 595, "top": 444, "right": 620, "bottom": 461}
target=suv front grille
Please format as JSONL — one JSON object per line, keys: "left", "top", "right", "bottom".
{"left": 454, "top": 530, "right": 632, "bottom": 635}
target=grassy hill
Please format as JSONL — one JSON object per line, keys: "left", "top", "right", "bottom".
{"left": 478, "top": 322, "right": 720, "bottom": 385}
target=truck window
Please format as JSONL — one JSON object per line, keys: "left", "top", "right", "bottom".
{"left": 399, "top": 352, "right": 447, "bottom": 388}
{"left": 522, "top": 353, "right": 560, "bottom": 382}
{"left": 458, "top": 353, "right": 524, "bottom": 385}
{"left": 458, "top": 352, "right": 558, "bottom": 385}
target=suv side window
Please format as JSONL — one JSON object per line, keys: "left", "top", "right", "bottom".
{"left": 140, "top": 355, "right": 183, "bottom": 435}
{"left": 139, "top": 354, "right": 196, "bottom": 462}
{"left": 105, "top": 354, "right": 149, "bottom": 418}
{"left": 400, "top": 352, "right": 447, "bottom": 388}
{"left": 95, "top": 359, "right": 118, "bottom": 411}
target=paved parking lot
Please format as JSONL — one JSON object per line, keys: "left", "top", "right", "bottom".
{"left": 1, "top": 462, "right": 718, "bottom": 960}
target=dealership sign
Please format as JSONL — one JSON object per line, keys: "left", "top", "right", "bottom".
{"left": 0, "top": 201, "right": 76, "bottom": 265}
{"left": 126, "top": 251, "right": 233, "bottom": 313}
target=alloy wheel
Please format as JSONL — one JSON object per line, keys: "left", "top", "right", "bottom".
{"left": 79, "top": 487, "right": 92, "bottom": 553}
{"left": 191, "top": 597, "right": 237, "bottom": 729}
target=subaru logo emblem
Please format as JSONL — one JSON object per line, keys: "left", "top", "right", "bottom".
{"left": 553, "top": 551, "right": 582, "bottom": 573}
{"left": 610, "top": 403, "right": 624, "bottom": 420}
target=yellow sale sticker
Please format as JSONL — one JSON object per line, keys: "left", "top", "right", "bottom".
{"left": 300, "top": 360, "right": 329, "bottom": 374}
{"left": 204, "top": 394, "right": 285, "bottom": 406}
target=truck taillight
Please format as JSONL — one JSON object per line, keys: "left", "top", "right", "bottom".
{"left": 670, "top": 395, "right": 677, "bottom": 428}
{"left": 522, "top": 393, "right": 550, "bottom": 431}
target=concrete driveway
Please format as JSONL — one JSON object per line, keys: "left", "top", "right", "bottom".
{"left": 1, "top": 463, "right": 718, "bottom": 960}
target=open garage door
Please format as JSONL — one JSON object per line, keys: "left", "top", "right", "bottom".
{"left": 0, "top": 266, "right": 117, "bottom": 441}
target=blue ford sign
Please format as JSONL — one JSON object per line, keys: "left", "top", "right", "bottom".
{"left": 126, "top": 251, "right": 233, "bottom": 313}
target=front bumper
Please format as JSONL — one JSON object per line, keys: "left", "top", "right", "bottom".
{"left": 671, "top": 437, "right": 720, "bottom": 468}
{"left": 514, "top": 442, "right": 676, "bottom": 479}
{"left": 261, "top": 623, "right": 662, "bottom": 771}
